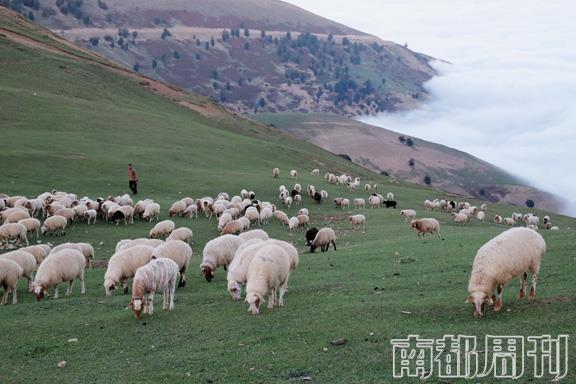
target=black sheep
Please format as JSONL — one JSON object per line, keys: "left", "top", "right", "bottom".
{"left": 313, "top": 191, "right": 322, "bottom": 204}
{"left": 110, "top": 210, "right": 125, "bottom": 225}
{"left": 384, "top": 200, "right": 397, "bottom": 209}
{"left": 305, "top": 227, "right": 319, "bottom": 246}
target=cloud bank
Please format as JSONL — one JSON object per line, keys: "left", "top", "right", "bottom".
{"left": 286, "top": 0, "right": 576, "bottom": 215}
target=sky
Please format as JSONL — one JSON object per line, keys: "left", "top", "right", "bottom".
{"left": 286, "top": 0, "right": 576, "bottom": 215}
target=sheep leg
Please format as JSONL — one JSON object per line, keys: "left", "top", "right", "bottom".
{"left": 529, "top": 274, "right": 538, "bottom": 300}
{"left": 11, "top": 286, "right": 17, "bottom": 304}
{"left": 332, "top": 240, "right": 337, "bottom": 251}
{"left": 163, "top": 289, "right": 168, "bottom": 310}
{"left": 66, "top": 279, "right": 74, "bottom": 296}
{"left": 268, "top": 288, "right": 275, "bottom": 309}
{"left": 122, "top": 279, "right": 129, "bottom": 294}
{"left": 518, "top": 272, "right": 527, "bottom": 300}
{"left": 148, "top": 292, "right": 155, "bottom": 315}
{"left": 1, "top": 286, "right": 8, "bottom": 305}
{"left": 27, "top": 275, "right": 33, "bottom": 292}
{"left": 279, "top": 281, "right": 288, "bottom": 307}
{"left": 493, "top": 285, "right": 503, "bottom": 312}
{"left": 80, "top": 271, "right": 86, "bottom": 294}
{"left": 53, "top": 285, "right": 59, "bottom": 299}
{"left": 168, "top": 284, "right": 175, "bottom": 311}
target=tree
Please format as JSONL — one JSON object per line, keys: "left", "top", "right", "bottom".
{"left": 408, "top": 158, "right": 415, "bottom": 167}
{"left": 258, "top": 97, "right": 266, "bottom": 109}
{"left": 89, "top": 37, "right": 99, "bottom": 46}
{"left": 28, "top": 11, "right": 34, "bottom": 20}
{"left": 398, "top": 135, "right": 406, "bottom": 143}
{"left": 161, "top": 28, "right": 172, "bottom": 40}
{"left": 260, "top": 30, "right": 266, "bottom": 38}
{"left": 525, "top": 199, "right": 535, "bottom": 208}
{"left": 424, "top": 175, "right": 432, "bottom": 185}
{"left": 406, "top": 138, "right": 414, "bottom": 147}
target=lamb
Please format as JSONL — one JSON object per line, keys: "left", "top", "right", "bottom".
{"left": 152, "top": 240, "right": 192, "bottom": 287}
{"left": 274, "top": 210, "right": 290, "bottom": 225}
{"left": 313, "top": 191, "right": 322, "bottom": 204}
{"left": 32, "top": 249, "right": 85, "bottom": 301}
{"left": 476, "top": 211, "right": 485, "bottom": 222}
{"left": 0, "top": 223, "right": 29, "bottom": 246}
{"left": 0, "top": 250, "right": 37, "bottom": 290}
{"left": 290, "top": 169, "right": 298, "bottom": 178}
{"left": 239, "top": 229, "right": 269, "bottom": 241}
{"left": 0, "top": 258, "right": 23, "bottom": 304}
{"left": 20, "top": 244, "right": 51, "bottom": 265}
{"left": 273, "top": 167, "right": 280, "bottom": 178}
{"left": 104, "top": 245, "right": 154, "bottom": 295}
{"left": 368, "top": 195, "right": 381, "bottom": 208}
{"left": 84, "top": 209, "right": 97, "bottom": 224}
{"left": 238, "top": 216, "right": 251, "bottom": 231}
{"left": 183, "top": 204, "right": 198, "bottom": 218}
{"left": 245, "top": 244, "right": 291, "bottom": 315}
{"left": 133, "top": 199, "right": 152, "bottom": 219}
{"left": 354, "top": 198, "right": 366, "bottom": 209}
{"left": 349, "top": 214, "right": 366, "bottom": 231}
{"left": 467, "top": 227, "right": 546, "bottom": 318}
{"left": 310, "top": 227, "right": 336, "bottom": 253}
{"left": 503, "top": 217, "right": 515, "bottom": 226}
{"left": 181, "top": 197, "right": 195, "bottom": 206}
{"left": 452, "top": 213, "right": 469, "bottom": 224}
{"left": 142, "top": 203, "right": 160, "bottom": 222}
{"left": 305, "top": 227, "right": 319, "bottom": 246}
{"left": 288, "top": 217, "right": 300, "bottom": 231}
{"left": 493, "top": 215, "right": 503, "bottom": 224}
{"left": 400, "top": 209, "right": 416, "bottom": 222}
{"left": 41, "top": 215, "right": 67, "bottom": 236}
{"left": 128, "top": 258, "right": 179, "bottom": 320}
{"left": 149, "top": 220, "right": 175, "bottom": 239}
{"left": 167, "top": 227, "right": 193, "bottom": 243}
{"left": 169, "top": 201, "right": 187, "bottom": 217}
{"left": 340, "top": 198, "right": 350, "bottom": 209}
{"left": 201, "top": 235, "right": 245, "bottom": 282}
{"left": 410, "top": 218, "right": 442, "bottom": 239}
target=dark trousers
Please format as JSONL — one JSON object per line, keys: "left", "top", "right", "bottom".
{"left": 129, "top": 180, "right": 138, "bottom": 194}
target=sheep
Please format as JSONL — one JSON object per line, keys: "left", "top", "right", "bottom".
{"left": 51, "top": 242, "right": 94, "bottom": 268}
{"left": 349, "top": 214, "right": 366, "bottom": 232}
{"left": 313, "top": 191, "right": 322, "bottom": 204}
{"left": 167, "top": 227, "right": 193, "bottom": 243}
{"left": 181, "top": 197, "right": 195, "bottom": 206}
{"left": 311, "top": 168, "right": 320, "bottom": 176}
{"left": 476, "top": 211, "right": 485, "bottom": 222}
{"left": 290, "top": 169, "right": 298, "bottom": 178}
{"left": 524, "top": 214, "right": 539, "bottom": 227}
{"left": 201, "top": 235, "right": 245, "bottom": 282}
{"left": 133, "top": 199, "right": 151, "bottom": 219}
{"left": 288, "top": 217, "right": 300, "bottom": 231}
{"left": 424, "top": 200, "right": 436, "bottom": 211}
{"left": 305, "top": 227, "right": 319, "bottom": 246}
{"left": 320, "top": 190, "right": 328, "bottom": 203}
{"left": 368, "top": 195, "right": 381, "bottom": 208}
{"left": 384, "top": 200, "right": 397, "bottom": 209}
{"left": 493, "top": 215, "right": 503, "bottom": 224}
{"left": 0, "top": 259, "right": 23, "bottom": 304}
{"left": 53, "top": 208, "right": 75, "bottom": 222}
{"left": 467, "top": 227, "right": 546, "bottom": 318}
{"left": 245, "top": 244, "right": 291, "bottom": 315}
{"left": 40, "top": 215, "right": 67, "bottom": 236}
{"left": 283, "top": 196, "right": 293, "bottom": 209}
{"left": 104, "top": 245, "right": 154, "bottom": 296}
{"left": 310, "top": 227, "right": 336, "bottom": 253}
{"left": 341, "top": 198, "right": 350, "bottom": 209}
{"left": 244, "top": 207, "right": 260, "bottom": 224}
{"left": 400, "top": 209, "right": 416, "bottom": 222}
{"left": 480, "top": 204, "right": 487, "bottom": 212}
{"left": 503, "top": 217, "right": 515, "bottom": 226}
{"left": 452, "top": 213, "right": 469, "bottom": 224}
{"left": 20, "top": 244, "right": 51, "bottom": 265}
{"left": 169, "top": 201, "right": 187, "bottom": 217}
{"left": 0, "top": 250, "right": 37, "bottom": 290}
{"left": 239, "top": 229, "right": 269, "bottom": 242}
{"left": 354, "top": 198, "right": 366, "bottom": 210}
{"left": 386, "top": 192, "right": 394, "bottom": 201}
{"left": 459, "top": 208, "right": 471, "bottom": 217}
{"left": 410, "top": 219, "right": 442, "bottom": 240}
{"left": 273, "top": 168, "right": 280, "bottom": 178}
{"left": 293, "top": 194, "right": 302, "bottom": 206}
{"left": 149, "top": 220, "right": 175, "bottom": 239}
{"left": 118, "top": 206, "right": 134, "bottom": 224}
{"left": 143, "top": 203, "right": 160, "bottom": 222}
{"left": 183, "top": 204, "right": 198, "bottom": 219}
{"left": 238, "top": 216, "right": 251, "bottom": 231}
{"left": 274, "top": 210, "right": 290, "bottom": 226}
{"left": 549, "top": 226, "right": 559, "bottom": 231}
{"left": 543, "top": 215, "right": 550, "bottom": 225}
{"left": 152, "top": 240, "right": 192, "bottom": 287}
{"left": 32, "top": 249, "right": 85, "bottom": 301}
{"left": 364, "top": 184, "right": 371, "bottom": 192}
{"left": 259, "top": 207, "right": 273, "bottom": 225}
{"left": 226, "top": 239, "right": 267, "bottom": 300}
{"left": 128, "top": 258, "right": 179, "bottom": 320}
{"left": 2, "top": 209, "right": 31, "bottom": 224}
{"left": 298, "top": 208, "right": 309, "bottom": 216}
{"left": 0, "top": 223, "right": 29, "bottom": 246}
{"left": 116, "top": 238, "right": 164, "bottom": 252}
{"left": 221, "top": 219, "right": 244, "bottom": 235}
{"left": 306, "top": 185, "right": 316, "bottom": 198}
{"left": 527, "top": 224, "right": 539, "bottom": 231}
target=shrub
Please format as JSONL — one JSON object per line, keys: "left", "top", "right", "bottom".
{"left": 525, "top": 199, "right": 535, "bottom": 208}
{"left": 408, "top": 158, "right": 415, "bottom": 167}
{"left": 424, "top": 175, "right": 431, "bottom": 185}
{"left": 338, "top": 154, "right": 352, "bottom": 162}
{"left": 406, "top": 138, "right": 414, "bottom": 147}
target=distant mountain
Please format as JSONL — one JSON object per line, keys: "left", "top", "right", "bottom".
{"left": 9, "top": 0, "right": 435, "bottom": 115}
{"left": 254, "top": 113, "right": 565, "bottom": 213}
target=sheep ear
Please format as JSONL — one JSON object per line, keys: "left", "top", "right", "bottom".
{"left": 124, "top": 305, "right": 131, "bottom": 311}
{"left": 465, "top": 296, "right": 473, "bottom": 304}
{"left": 487, "top": 296, "right": 494, "bottom": 305}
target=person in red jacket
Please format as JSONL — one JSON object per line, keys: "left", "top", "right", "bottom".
{"left": 128, "top": 164, "right": 138, "bottom": 195}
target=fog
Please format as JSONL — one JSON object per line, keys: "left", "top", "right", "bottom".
{"left": 286, "top": 0, "right": 576, "bottom": 215}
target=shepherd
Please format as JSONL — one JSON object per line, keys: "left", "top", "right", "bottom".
{"left": 128, "top": 163, "right": 138, "bottom": 195}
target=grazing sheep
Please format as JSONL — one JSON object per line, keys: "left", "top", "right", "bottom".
{"left": 290, "top": 169, "right": 298, "bottom": 178}
{"left": 221, "top": 219, "right": 244, "bottom": 235}
{"left": 245, "top": 244, "right": 291, "bottom": 315}
{"left": 201, "top": 235, "right": 245, "bottom": 282}
{"left": 503, "top": 217, "right": 515, "bottom": 226}
{"left": 53, "top": 208, "right": 75, "bottom": 222}
{"left": 20, "top": 244, "right": 51, "bottom": 265}
{"left": 386, "top": 192, "right": 394, "bottom": 201}
{"left": 0, "top": 223, "right": 29, "bottom": 246}
{"left": 476, "top": 211, "right": 485, "bottom": 222}
{"left": 354, "top": 198, "right": 366, "bottom": 210}
{"left": 274, "top": 210, "right": 290, "bottom": 226}
{"left": 493, "top": 215, "right": 503, "bottom": 224}
{"left": 283, "top": 196, "right": 293, "bottom": 209}
{"left": 32, "top": 249, "right": 85, "bottom": 301}
{"left": 259, "top": 207, "right": 273, "bottom": 225}
{"left": 293, "top": 194, "right": 302, "bottom": 206}
{"left": 297, "top": 214, "right": 309, "bottom": 228}
{"left": 152, "top": 240, "right": 192, "bottom": 287}
{"left": 273, "top": 168, "right": 280, "bottom": 178}
{"left": 368, "top": 195, "right": 381, "bottom": 208}
{"left": 238, "top": 216, "right": 251, "bottom": 231}
{"left": 349, "top": 214, "right": 366, "bottom": 231}
{"left": 480, "top": 204, "right": 487, "bottom": 212}
{"left": 467, "top": 227, "right": 546, "bottom": 318}
{"left": 244, "top": 207, "right": 260, "bottom": 224}
{"left": 149, "top": 220, "right": 175, "bottom": 239}
{"left": 0, "top": 259, "right": 23, "bottom": 304}
{"left": 0, "top": 250, "right": 37, "bottom": 290}
{"left": 239, "top": 229, "right": 269, "bottom": 242}
{"left": 384, "top": 200, "right": 397, "bottom": 209}
{"left": 51, "top": 242, "right": 94, "bottom": 269}
{"left": 452, "top": 213, "right": 469, "bottom": 224}
{"left": 41, "top": 215, "right": 67, "bottom": 236}
{"left": 143, "top": 203, "right": 160, "bottom": 222}
{"left": 311, "top": 169, "right": 320, "bottom": 176}
{"left": 400, "top": 209, "right": 416, "bottom": 222}
{"left": 524, "top": 214, "right": 539, "bottom": 227}
{"left": 118, "top": 206, "right": 135, "bottom": 224}
{"left": 2, "top": 209, "right": 31, "bottom": 224}
{"left": 128, "top": 258, "right": 179, "bottom": 319}
{"left": 549, "top": 226, "right": 559, "bottom": 231}
{"left": 104, "top": 245, "right": 154, "bottom": 296}
{"left": 181, "top": 197, "right": 195, "bottom": 206}
{"left": 288, "top": 217, "right": 300, "bottom": 231}
{"left": 364, "top": 184, "right": 371, "bottom": 192}
{"left": 226, "top": 239, "right": 266, "bottom": 300}
{"left": 305, "top": 227, "right": 319, "bottom": 246}
{"left": 169, "top": 201, "right": 187, "bottom": 217}
{"left": 310, "top": 227, "right": 336, "bottom": 253}
{"left": 167, "top": 227, "right": 193, "bottom": 243}
{"left": 84, "top": 209, "right": 97, "bottom": 224}
{"left": 424, "top": 200, "right": 436, "bottom": 211}
{"left": 410, "top": 219, "right": 442, "bottom": 240}
{"left": 117, "top": 238, "right": 164, "bottom": 252}
{"left": 298, "top": 208, "right": 309, "bottom": 217}
{"left": 183, "top": 204, "right": 198, "bottom": 219}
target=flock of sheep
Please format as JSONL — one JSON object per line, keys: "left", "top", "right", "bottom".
{"left": 0, "top": 167, "right": 557, "bottom": 318}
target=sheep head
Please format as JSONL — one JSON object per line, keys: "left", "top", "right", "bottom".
{"left": 227, "top": 281, "right": 242, "bottom": 301}
{"left": 467, "top": 291, "right": 494, "bottom": 318}
{"left": 129, "top": 297, "right": 145, "bottom": 320}
{"left": 246, "top": 293, "right": 263, "bottom": 315}
{"left": 32, "top": 283, "right": 45, "bottom": 302}
{"left": 104, "top": 279, "right": 116, "bottom": 296}
{"left": 201, "top": 265, "right": 214, "bottom": 282}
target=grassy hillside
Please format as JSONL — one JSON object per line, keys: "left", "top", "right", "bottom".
{"left": 1, "top": 9, "right": 575, "bottom": 384}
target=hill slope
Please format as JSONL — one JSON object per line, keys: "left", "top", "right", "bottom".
{"left": 9, "top": 0, "right": 435, "bottom": 116}
{"left": 254, "top": 113, "right": 565, "bottom": 213}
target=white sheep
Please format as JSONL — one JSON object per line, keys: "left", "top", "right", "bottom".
{"left": 143, "top": 203, "right": 160, "bottom": 222}
{"left": 245, "top": 244, "right": 291, "bottom": 315}
{"left": 244, "top": 207, "right": 260, "bottom": 224}
{"left": 41, "top": 215, "right": 67, "bottom": 236}
{"left": 0, "top": 250, "right": 36, "bottom": 291}
{"left": 50, "top": 242, "right": 94, "bottom": 269}
{"left": 288, "top": 217, "right": 300, "bottom": 231}
{"left": 386, "top": 192, "right": 394, "bottom": 201}
{"left": 2, "top": 209, "right": 30, "bottom": 224}
{"left": 20, "top": 244, "right": 51, "bottom": 265}
{"left": 183, "top": 204, "right": 198, "bottom": 219}
{"left": 0, "top": 259, "right": 23, "bottom": 304}
{"left": 259, "top": 207, "right": 273, "bottom": 225}
{"left": 104, "top": 245, "right": 154, "bottom": 296}
{"left": 289, "top": 169, "right": 298, "bottom": 178}
{"left": 53, "top": 208, "right": 75, "bottom": 222}
{"left": 0, "top": 223, "right": 29, "bottom": 246}
{"left": 493, "top": 215, "right": 503, "bottom": 224}
{"left": 128, "top": 257, "right": 179, "bottom": 319}
{"left": 221, "top": 219, "right": 244, "bottom": 235}
{"left": 272, "top": 168, "right": 280, "bottom": 178}
{"left": 467, "top": 227, "right": 546, "bottom": 318}
{"left": 310, "top": 168, "right": 320, "bottom": 176}
{"left": 167, "top": 227, "right": 193, "bottom": 243}
{"left": 524, "top": 214, "right": 539, "bottom": 227}
{"left": 149, "top": 220, "right": 175, "bottom": 239}
{"left": 480, "top": 204, "right": 487, "bottom": 212}
{"left": 152, "top": 240, "right": 192, "bottom": 287}
{"left": 201, "top": 235, "right": 245, "bottom": 282}
{"left": 32, "top": 249, "right": 85, "bottom": 301}
{"left": 218, "top": 212, "right": 233, "bottom": 232}
{"left": 348, "top": 214, "right": 366, "bottom": 231}
{"left": 310, "top": 227, "right": 336, "bottom": 253}
{"left": 227, "top": 239, "right": 266, "bottom": 300}
{"left": 400, "top": 209, "right": 416, "bottom": 222}
{"left": 274, "top": 210, "right": 290, "bottom": 226}
{"left": 283, "top": 196, "right": 293, "bottom": 209}
{"left": 117, "top": 238, "right": 164, "bottom": 252}
{"left": 503, "top": 217, "right": 515, "bottom": 226}
{"left": 476, "top": 211, "right": 485, "bottom": 222}
{"left": 369, "top": 195, "right": 381, "bottom": 208}
{"left": 410, "top": 218, "right": 442, "bottom": 239}
{"left": 364, "top": 184, "right": 371, "bottom": 192}
{"left": 169, "top": 201, "right": 187, "bottom": 217}
{"left": 354, "top": 198, "right": 366, "bottom": 210}
{"left": 239, "top": 229, "right": 269, "bottom": 241}
{"left": 84, "top": 209, "right": 97, "bottom": 224}
{"left": 452, "top": 213, "right": 469, "bottom": 224}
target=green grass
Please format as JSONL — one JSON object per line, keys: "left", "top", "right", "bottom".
{"left": 0, "top": 16, "right": 575, "bottom": 384}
